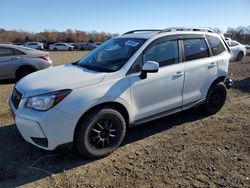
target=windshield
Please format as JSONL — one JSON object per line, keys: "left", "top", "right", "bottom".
{"left": 78, "top": 38, "right": 145, "bottom": 72}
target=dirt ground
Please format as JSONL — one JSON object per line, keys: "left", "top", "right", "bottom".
{"left": 0, "top": 51, "right": 249, "bottom": 187}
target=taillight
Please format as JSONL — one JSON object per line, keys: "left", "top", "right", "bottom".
{"left": 40, "top": 55, "right": 49, "bottom": 61}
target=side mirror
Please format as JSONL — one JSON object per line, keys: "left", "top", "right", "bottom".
{"left": 140, "top": 61, "right": 159, "bottom": 79}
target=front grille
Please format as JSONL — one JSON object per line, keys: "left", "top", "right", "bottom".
{"left": 12, "top": 88, "right": 22, "bottom": 109}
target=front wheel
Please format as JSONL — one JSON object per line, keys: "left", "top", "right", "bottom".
{"left": 75, "top": 107, "right": 126, "bottom": 158}
{"left": 203, "top": 82, "right": 227, "bottom": 115}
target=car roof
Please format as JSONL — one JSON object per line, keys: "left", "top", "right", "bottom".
{"left": 116, "top": 27, "right": 216, "bottom": 40}
{"left": 116, "top": 31, "right": 160, "bottom": 39}
{"left": 0, "top": 44, "right": 48, "bottom": 54}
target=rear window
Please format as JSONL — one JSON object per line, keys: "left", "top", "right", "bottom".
{"left": 206, "top": 35, "right": 226, "bottom": 55}
{"left": 229, "top": 41, "right": 239, "bottom": 47}
{"left": 183, "top": 38, "right": 209, "bottom": 61}
{"left": 0, "top": 48, "right": 15, "bottom": 57}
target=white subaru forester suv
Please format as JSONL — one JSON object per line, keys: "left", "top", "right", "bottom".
{"left": 9, "top": 27, "right": 232, "bottom": 158}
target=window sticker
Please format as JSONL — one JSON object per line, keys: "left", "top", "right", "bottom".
{"left": 125, "top": 40, "right": 139, "bottom": 47}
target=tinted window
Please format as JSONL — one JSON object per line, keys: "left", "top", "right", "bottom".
{"left": 144, "top": 40, "right": 179, "bottom": 67}
{"left": 0, "top": 48, "right": 15, "bottom": 57}
{"left": 207, "top": 35, "right": 226, "bottom": 55}
{"left": 12, "top": 48, "right": 25, "bottom": 55}
{"left": 229, "top": 41, "right": 239, "bottom": 47}
{"left": 183, "top": 38, "right": 209, "bottom": 61}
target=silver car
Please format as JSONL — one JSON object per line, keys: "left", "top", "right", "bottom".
{"left": 21, "top": 42, "right": 44, "bottom": 50}
{"left": 0, "top": 44, "right": 52, "bottom": 80}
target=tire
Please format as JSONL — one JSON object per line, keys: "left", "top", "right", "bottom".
{"left": 236, "top": 51, "right": 244, "bottom": 61}
{"left": 53, "top": 48, "right": 57, "bottom": 51}
{"left": 16, "top": 66, "right": 36, "bottom": 80}
{"left": 203, "top": 82, "right": 227, "bottom": 115}
{"left": 68, "top": 47, "right": 72, "bottom": 51}
{"left": 80, "top": 47, "right": 85, "bottom": 51}
{"left": 75, "top": 107, "right": 126, "bottom": 158}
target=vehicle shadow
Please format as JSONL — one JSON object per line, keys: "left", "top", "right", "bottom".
{"left": 0, "top": 107, "right": 208, "bottom": 187}
{"left": 232, "top": 77, "right": 250, "bottom": 93}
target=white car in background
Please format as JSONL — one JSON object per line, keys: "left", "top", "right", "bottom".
{"left": 49, "top": 43, "right": 74, "bottom": 51}
{"left": 0, "top": 44, "right": 52, "bottom": 80}
{"left": 21, "top": 42, "right": 44, "bottom": 50}
{"left": 228, "top": 40, "right": 246, "bottom": 61}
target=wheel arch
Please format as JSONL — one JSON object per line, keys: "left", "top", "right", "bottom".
{"left": 206, "top": 76, "right": 226, "bottom": 98}
{"left": 73, "top": 101, "right": 130, "bottom": 143}
{"left": 15, "top": 64, "right": 37, "bottom": 78}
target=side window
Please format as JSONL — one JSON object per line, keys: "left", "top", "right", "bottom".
{"left": 183, "top": 38, "right": 209, "bottom": 61}
{"left": 144, "top": 40, "right": 179, "bottom": 67}
{"left": 207, "top": 35, "right": 226, "bottom": 55}
{"left": 0, "top": 48, "right": 15, "bottom": 57}
{"left": 130, "top": 54, "right": 143, "bottom": 73}
{"left": 12, "top": 48, "right": 25, "bottom": 55}
{"left": 229, "top": 41, "right": 238, "bottom": 47}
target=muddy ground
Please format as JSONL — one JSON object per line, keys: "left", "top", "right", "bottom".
{"left": 0, "top": 51, "right": 249, "bottom": 187}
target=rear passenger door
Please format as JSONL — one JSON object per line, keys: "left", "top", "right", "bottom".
{"left": 182, "top": 37, "right": 218, "bottom": 107}
{"left": 0, "top": 47, "right": 21, "bottom": 79}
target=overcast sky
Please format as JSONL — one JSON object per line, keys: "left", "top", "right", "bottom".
{"left": 0, "top": 0, "right": 249, "bottom": 34}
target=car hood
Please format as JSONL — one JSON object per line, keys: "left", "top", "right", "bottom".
{"left": 16, "top": 64, "right": 105, "bottom": 98}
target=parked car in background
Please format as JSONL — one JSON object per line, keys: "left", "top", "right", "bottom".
{"left": 12, "top": 42, "right": 23, "bottom": 46}
{"left": 227, "top": 40, "right": 246, "bottom": 61}
{"left": 69, "top": 43, "right": 77, "bottom": 50}
{"left": 49, "top": 43, "right": 74, "bottom": 51}
{"left": 9, "top": 27, "right": 232, "bottom": 158}
{"left": 78, "top": 42, "right": 97, "bottom": 51}
{"left": 0, "top": 44, "right": 52, "bottom": 80}
{"left": 94, "top": 42, "right": 103, "bottom": 46}
{"left": 243, "top": 44, "right": 250, "bottom": 49}
{"left": 44, "top": 41, "right": 56, "bottom": 50}
{"left": 21, "top": 42, "right": 44, "bottom": 50}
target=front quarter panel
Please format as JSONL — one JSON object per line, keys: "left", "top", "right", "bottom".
{"left": 55, "top": 75, "right": 133, "bottom": 124}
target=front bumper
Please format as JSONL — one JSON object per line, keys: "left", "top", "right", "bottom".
{"left": 9, "top": 96, "right": 78, "bottom": 150}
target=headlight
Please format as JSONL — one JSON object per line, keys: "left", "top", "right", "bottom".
{"left": 25, "top": 89, "right": 72, "bottom": 111}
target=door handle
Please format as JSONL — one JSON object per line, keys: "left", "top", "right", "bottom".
{"left": 10, "top": 57, "right": 20, "bottom": 60}
{"left": 173, "top": 71, "right": 183, "bottom": 78}
{"left": 208, "top": 63, "right": 216, "bottom": 68}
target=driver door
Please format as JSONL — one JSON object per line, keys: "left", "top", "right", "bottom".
{"left": 128, "top": 38, "right": 184, "bottom": 122}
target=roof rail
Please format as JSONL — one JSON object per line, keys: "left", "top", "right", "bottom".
{"left": 123, "top": 29, "right": 162, "bottom": 35}
{"left": 161, "top": 27, "right": 214, "bottom": 33}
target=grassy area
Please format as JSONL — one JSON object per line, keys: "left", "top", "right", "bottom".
{"left": 49, "top": 51, "right": 88, "bottom": 66}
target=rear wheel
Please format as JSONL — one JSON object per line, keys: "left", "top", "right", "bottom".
{"left": 236, "top": 51, "right": 244, "bottom": 61}
{"left": 203, "top": 82, "right": 227, "bottom": 115}
{"left": 75, "top": 107, "right": 126, "bottom": 158}
{"left": 53, "top": 48, "right": 57, "bottom": 51}
{"left": 16, "top": 66, "right": 36, "bottom": 80}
